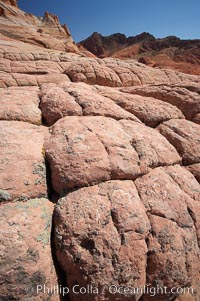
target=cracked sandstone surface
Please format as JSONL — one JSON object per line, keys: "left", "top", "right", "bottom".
{"left": 0, "top": 2, "right": 200, "bottom": 301}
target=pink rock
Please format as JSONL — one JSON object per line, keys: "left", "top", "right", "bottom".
{"left": 103, "top": 64, "right": 141, "bottom": 86}
{"left": 121, "top": 84, "right": 200, "bottom": 120}
{"left": 193, "top": 113, "right": 200, "bottom": 124}
{"left": 164, "top": 165, "right": 200, "bottom": 201}
{"left": 0, "top": 71, "right": 17, "bottom": 87}
{"left": 65, "top": 60, "right": 122, "bottom": 87}
{"left": 45, "top": 116, "right": 112, "bottom": 194}
{"left": 0, "top": 121, "right": 47, "bottom": 202}
{"left": 0, "top": 9, "right": 200, "bottom": 301}
{"left": 40, "top": 83, "right": 83, "bottom": 125}
{"left": 120, "top": 119, "right": 181, "bottom": 172}
{"left": 157, "top": 119, "right": 200, "bottom": 164}
{"left": 0, "top": 1, "right": 79, "bottom": 53}
{"left": 10, "top": 60, "right": 63, "bottom": 74}
{"left": 135, "top": 167, "right": 194, "bottom": 227}
{"left": 0, "top": 86, "right": 42, "bottom": 124}
{"left": 54, "top": 180, "right": 150, "bottom": 301}
{"left": 135, "top": 167, "right": 200, "bottom": 300}
{"left": 54, "top": 171, "right": 200, "bottom": 301}
{"left": 45, "top": 116, "right": 182, "bottom": 195}
{"left": 40, "top": 82, "right": 140, "bottom": 125}
{"left": 186, "top": 163, "right": 200, "bottom": 183}
{"left": 0, "top": 198, "right": 59, "bottom": 301}
{"left": 11, "top": 72, "right": 69, "bottom": 87}
{"left": 98, "top": 86, "right": 184, "bottom": 127}
{"left": 66, "top": 83, "right": 140, "bottom": 122}
{"left": 144, "top": 215, "right": 199, "bottom": 301}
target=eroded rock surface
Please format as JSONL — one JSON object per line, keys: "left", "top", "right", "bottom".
{"left": 0, "top": 0, "right": 78, "bottom": 53}
{"left": 0, "top": 198, "right": 59, "bottom": 301}
{"left": 0, "top": 86, "right": 41, "bottom": 124}
{"left": 121, "top": 84, "right": 200, "bottom": 121}
{"left": 0, "top": 4, "right": 200, "bottom": 301}
{"left": 54, "top": 171, "right": 200, "bottom": 301}
{"left": 157, "top": 119, "right": 200, "bottom": 165}
{"left": 187, "top": 164, "right": 200, "bottom": 183}
{"left": 79, "top": 32, "right": 200, "bottom": 76}
{"left": 45, "top": 116, "right": 180, "bottom": 195}
{"left": 97, "top": 86, "right": 184, "bottom": 127}
{"left": 40, "top": 82, "right": 139, "bottom": 126}
{"left": 0, "top": 121, "right": 47, "bottom": 202}
{"left": 54, "top": 181, "right": 150, "bottom": 301}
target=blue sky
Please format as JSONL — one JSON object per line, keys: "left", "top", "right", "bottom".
{"left": 18, "top": 0, "right": 200, "bottom": 42}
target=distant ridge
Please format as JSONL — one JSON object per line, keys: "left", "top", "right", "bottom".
{"left": 78, "top": 32, "right": 200, "bottom": 75}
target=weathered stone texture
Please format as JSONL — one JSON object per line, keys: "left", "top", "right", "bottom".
{"left": 0, "top": 5, "right": 200, "bottom": 300}
{"left": 0, "top": 198, "right": 59, "bottom": 301}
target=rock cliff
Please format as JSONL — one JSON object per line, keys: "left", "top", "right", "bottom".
{"left": 79, "top": 32, "right": 200, "bottom": 75}
{"left": 0, "top": 2, "right": 200, "bottom": 301}
{"left": 0, "top": 0, "right": 79, "bottom": 52}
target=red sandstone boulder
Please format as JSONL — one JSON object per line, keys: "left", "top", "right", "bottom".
{"left": 45, "top": 116, "right": 180, "bottom": 195}
{"left": 40, "top": 82, "right": 140, "bottom": 125}
{"left": 54, "top": 180, "right": 150, "bottom": 301}
{"left": 0, "top": 198, "right": 59, "bottom": 301}
{"left": 98, "top": 86, "right": 184, "bottom": 127}
{"left": 120, "top": 119, "right": 181, "bottom": 172}
{"left": 0, "top": 8, "right": 200, "bottom": 301}
{"left": 186, "top": 163, "right": 200, "bottom": 183}
{"left": 65, "top": 60, "right": 122, "bottom": 87}
{"left": 40, "top": 83, "right": 82, "bottom": 125}
{"left": 164, "top": 165, "right": 200, "bottom": 201}
{"left": 0, "top": 86, "right": 42, "bottom": 124}
{"left": 135, "top": 167, "right": 200, "bottom": 301}
{"left": 121, "top": 84, "right": 200, "bottom": 120}
{"left": 54, "top": 170, "right": 200, "bottom": 301}
{"left": 0, "top": 121, "right": 47, "bottom": 202}
{"left": 157, "top": 119, "right": 200, "bottom": 165}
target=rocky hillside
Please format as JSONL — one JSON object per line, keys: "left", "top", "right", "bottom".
{"left": 79, "top": 32, "right": 200, "bottom": 75}
{"left": 0, "top": 0, "right": 78, "bottom": 52}
{"left": 0, "top": 1, "right": 200, "bottom": 301}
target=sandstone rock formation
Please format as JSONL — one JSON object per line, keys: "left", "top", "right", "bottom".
{"left": 0, "top": 0, "right": 78, "bottom": 52}
{"left": 79, "top": 32, "right": 200, "bottom": 76}
{"left": 0, "top": 2, "right": 200, "bottom": 301}
{"left": 0, "top": 198, "right": 59, "bottom": 301}
{"left": 1, "top": 0, "right": 17, "bottom": 7}
{"left": 0, "top": 121, "right": 47, "bottom": 202}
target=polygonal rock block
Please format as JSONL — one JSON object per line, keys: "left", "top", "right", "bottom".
{"left": 65, "top": 60, "right": 122, "bottom": 87}
{"left": 0, "top": 198, "right": 59, "bottom": 301}
{"left": 0, "top": 86, "right": 41, "bottom": 124}
{"left": 45, "top": 116, "right": 141, "bottom": 194}
{"left": 121, "top": 84, "right": 200, "bottom": 120}
{"left": 98, "top": 87, "right": 185, "bottom": 127}
{"left": 187, "top": 163, "right": 200, "bottom": 183}
{"left": 45, "top": 116, "right": 181, "bottom": 195}
{"left": 157, "top": 119, "right": 200, "bottom": 165}
{"left": 40, "top": 82, "right": 139, "bottom": 126}
{"left": 54, "top": 180, "right": 150, "bottom": 301}
{"left": 0, "top": 121, "right": 47, "bottom": 202}
{"left": 54, "top": 174, "right": 200, "bottom": 301}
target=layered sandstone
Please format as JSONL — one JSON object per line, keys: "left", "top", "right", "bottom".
{"left": 0, "top": 3, "right": 200, "bottom": 301}
{"left": 0, "top": 0, "right": 78, "bottom": 52}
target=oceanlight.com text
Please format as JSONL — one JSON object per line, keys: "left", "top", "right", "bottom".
{"left": 27, "top": 284, "right": 195, "bottom": 297}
